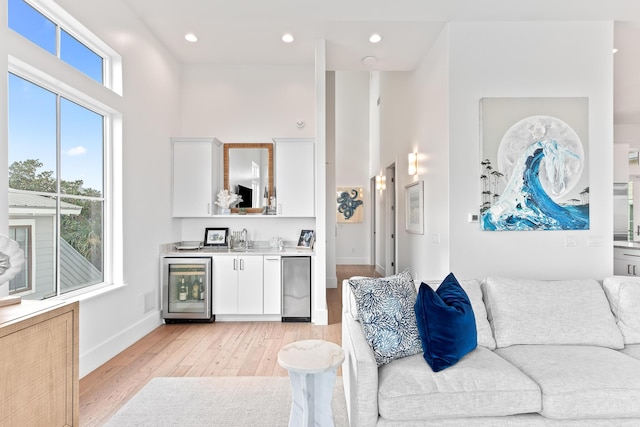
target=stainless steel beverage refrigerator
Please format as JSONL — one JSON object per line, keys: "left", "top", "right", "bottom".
{"left": 161, "top": 257, "right": 213, "bottom": 323}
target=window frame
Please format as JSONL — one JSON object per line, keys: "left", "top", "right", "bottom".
{"left": 8, "top": 220, "right": 35, "bottom": 295}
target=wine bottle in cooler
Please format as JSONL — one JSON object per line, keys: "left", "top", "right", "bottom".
{"left": 178, "top": 277, "right": 187, "bottom": 301}
{"left": 199, "top": 277, "right": 205, "bottom": 300}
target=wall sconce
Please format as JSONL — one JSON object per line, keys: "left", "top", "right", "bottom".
{"left": 375, "top": 174, "right": 386, "bottom": 191}
{"left": 408, "top": 152, "right": 418, "bottom": 175}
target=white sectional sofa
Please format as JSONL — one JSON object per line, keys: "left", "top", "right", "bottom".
{"left": 342, "top": 274, "right": 640, "bottom": 426}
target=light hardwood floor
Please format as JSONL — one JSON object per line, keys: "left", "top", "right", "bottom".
{"left": 79, "top": 264, "right": 378, "bottom": 426}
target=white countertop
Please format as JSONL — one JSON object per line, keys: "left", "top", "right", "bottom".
{"left": 614, "top": 241, "right": 640, "bottom": 249}
{"left": 162, "top": 247, "right": 315, "bottom": 257}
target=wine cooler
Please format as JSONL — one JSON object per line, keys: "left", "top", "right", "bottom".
{"left": 161, "top": 257, "right": 213, "bottom": 322}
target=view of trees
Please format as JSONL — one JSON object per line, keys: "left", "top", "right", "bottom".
{"left": 9, "top": 159, "right": 103, "bottom": 270}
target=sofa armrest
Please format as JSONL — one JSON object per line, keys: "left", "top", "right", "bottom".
{"left": 342, "top": 279, "right": 379, "bottom": 427}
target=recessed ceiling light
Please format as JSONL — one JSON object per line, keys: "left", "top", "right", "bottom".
{"left": 362, "top": 56, "right": 377, "bottom": 66}
{"left": 185, "top": 33, "right": 198, "bottom": 43}
{"left": 282, "top": 33, "right": 294, "bottom": 43}
{"left": 369, "top": 33, "right": 382, "bottom": 44}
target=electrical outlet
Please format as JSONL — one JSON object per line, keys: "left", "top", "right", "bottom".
{"left": 588, "top": 236, "right": 603, "bottom": 247}
{"left": 468, "top": 213, "right": 479, "bottom": 223}
{"left": 565, "top": 236, "right": 577, "bottom": 247}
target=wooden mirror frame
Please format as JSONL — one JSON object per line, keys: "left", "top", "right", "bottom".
{"left": 223, "top": 143, "right": 274, "bottom": 211}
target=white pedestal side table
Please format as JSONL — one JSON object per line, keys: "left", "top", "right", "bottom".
{"left": 278, "top": 339, "right": 345, "bottom": 427}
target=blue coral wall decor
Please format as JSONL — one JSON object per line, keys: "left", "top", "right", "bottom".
{"left": 480, "top": 97, "right": 589, "bottom": 231}
{"left": 337, "top": 187, "right": 364, "bottom": 223}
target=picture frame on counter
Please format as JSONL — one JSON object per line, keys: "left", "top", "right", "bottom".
{"left": 204, "top": 227, "right": 229, "bottom": 246}
{"left": 297, "top": 230, "right": 315, "bottom": 249}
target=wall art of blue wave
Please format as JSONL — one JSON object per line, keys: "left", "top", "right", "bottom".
{"left": 482, "top": 139, "right": 589, "bottom": 231}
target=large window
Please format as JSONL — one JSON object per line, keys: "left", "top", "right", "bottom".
{"left": 8, "top": 73, "right": 105, "bottom": 299}
{"left": 7, "top": 0, "right": 119, "bottom": 299}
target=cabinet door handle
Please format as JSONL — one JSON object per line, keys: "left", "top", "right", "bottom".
{"left": 233, "top": 259, "right": 237, "bottom": 270}
{"left": 634, "top": 265, "right": 637, "bottom": 276}
{"left": 629, "top": 264, "right": 633, "bottom": 275}
{"left": 240, "top": 259, "right": 244, "bottom": 270}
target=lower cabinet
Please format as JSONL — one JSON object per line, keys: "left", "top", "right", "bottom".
{"left": 0, "top": 300, "right": 79, "bottom": 426}
{"left": 263, "top": 256, "right": 282, "bottom": 315}
{"left": 614, "top": 247, "right": 640, "bottom": 276}
{"left": 213, "top": 255, "right": 283, "bottom": 316}
{"left": 213, "top": 255, "right": 264, "bottom": 314}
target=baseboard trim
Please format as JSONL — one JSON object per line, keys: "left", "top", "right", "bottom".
{"left": 335, "top": 257, "right": 369, "bottom": 265}
{"left": 79, "top": 310, "right": 162, "bottom": 378}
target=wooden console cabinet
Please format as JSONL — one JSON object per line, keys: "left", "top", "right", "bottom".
{"left": 0, "top": 300, "right": 79, "bottom": 426}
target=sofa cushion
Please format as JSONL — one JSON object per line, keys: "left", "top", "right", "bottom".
{"left": 603, "top": 276, "right": 640, "bottom": 344}
{"left": 621, "top": 344, "right": 640, "bottom": 361}
{"left": 349, "top": 269, "right": 422, "bottom": 366}
{"left": 414, "top": 273, "right": 477, "bottom": 372}
{"left": 496, "top": 345, "right": 640, "bottom": 419}
{"left": 483, "top": 277, "right": 624, "bottom": 349}
{"left": 424, "top": 278, "right": 496, "bottom": 350}
{"left": 377, "top": 347, "right": 541, "bottom": 421}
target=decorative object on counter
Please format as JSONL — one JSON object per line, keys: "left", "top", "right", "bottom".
{"left": 336, "top": 187, "right": 364, "bottom": 223}
{"left": 175, "top": 241, "right": 203, "bottom": 251}
{"left": 0, "top": 235, "right": 25, "bottom": 305}
{"left": 204, "top": 227, "right": 229, "bottom": 247}
{"left": 215, "top": 189, "right": 242, "bottom": 215}
{"left": 270, "top": 236, "right": 284, "bottom": 251}
{"left": 297, "top": 230, "right": 315, "bottom": 249}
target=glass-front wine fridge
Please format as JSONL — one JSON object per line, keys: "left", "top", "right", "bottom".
{"left": 161, "top": 257, "right": 213, "bottom": 323}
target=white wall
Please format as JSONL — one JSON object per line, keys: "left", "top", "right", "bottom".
{"left": 325, "top": 72, "right": 337, "bottom": 285}
{"left": 447, "top": 22, "right": 614, "bottom": 280}
{"left": 397, "top": 28, "right": 451, "bottom": 281}
{"left": 335, "top": 72, "right": 371, "bottom": 265}
{"left": 180, "top": 64, "right": 315, "bottom": 140}
{"left": 6, "top": 0, "right": 184, "bottom": 376}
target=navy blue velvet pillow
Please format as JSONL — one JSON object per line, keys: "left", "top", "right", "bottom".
{"left": 414, "top": 273, "right": 477, "bottom": 372}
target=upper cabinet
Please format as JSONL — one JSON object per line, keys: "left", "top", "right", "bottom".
{"left": 172, "top": 137, "right": 222, "bottom": 217}
{"left": 274, "top": 138, "right": 315, "bottom": 217}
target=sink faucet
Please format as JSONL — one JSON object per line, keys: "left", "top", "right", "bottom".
{"left": 241, "top": 228, "right": 248, "bottom": 249}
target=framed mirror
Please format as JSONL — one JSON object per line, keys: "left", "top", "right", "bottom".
{"left": 223, "top": 143, "right": 274, "bottom": 211}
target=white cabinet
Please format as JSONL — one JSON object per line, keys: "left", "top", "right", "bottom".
{"left": 263, "top": 256, "right": 281, "bottom": 315}
{"left": 171, "top": 137, "right": 222, "bottom": 217}
{"left": 614, "top": 247, "right": 640, "bottom": 276}
{"left": 213, "top": 255, "right": 264, "bottom": 314}
{"left": 274, "top": 138, "right": 315, "bottom": 217}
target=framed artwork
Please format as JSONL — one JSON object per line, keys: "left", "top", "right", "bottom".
{"left": 297, "top": 230, "right": 315, "bottom": 249}
{"left": 405, "top": 181, "right": 424, "bottom": 234}
{"left": 204, "top": 227, "right": 229, "bottom": 246}
{"left": 336, "top": 187, "right": 364, "bottom": 223}
{"left": 480, "top": 97, "right": 589, "bottom": 231}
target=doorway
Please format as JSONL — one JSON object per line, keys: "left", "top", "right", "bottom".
{"left": 386, "top": 164, "right": 396, "bottom": 275}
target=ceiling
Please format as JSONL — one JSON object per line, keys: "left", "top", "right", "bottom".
{"left": 122, "top": 0, "right": 640, "bottom": 124}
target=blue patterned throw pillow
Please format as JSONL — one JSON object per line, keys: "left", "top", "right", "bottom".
{"left": 349, "top": 270, "right": 422, "bottom": 366}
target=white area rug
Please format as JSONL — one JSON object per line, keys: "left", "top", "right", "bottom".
{"left": 104, "top": 376, "right": 349, "bottom": 427}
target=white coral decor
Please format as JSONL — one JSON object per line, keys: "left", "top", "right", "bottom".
{"left": 0, "top": 235, "right": 25, "bottom": 285}
{"left": 215, "top": 189, "right": 242, "bottom": 209}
